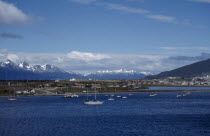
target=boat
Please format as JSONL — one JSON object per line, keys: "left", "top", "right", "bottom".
{"left": 182, "top": 94, "right": 187, "bottom": 96}
{"left": 71, "top": 94, "right": 79, "bottom": 97}
{"left": 84, "top": 101, "right": 103, "bottom": 105}
{"left": 176, "top": 95, "right": 182, "bottom": 97}
{"left": 187, "top": 92, "right": 192, "bottom": 95}
{"left": 8, "top": 98, "right": 17, "bottom": 101}
{"left": 64, "top": 94, "right": 72, "bottom": 98}
{"left": 122, "top": 96, "right": 127, "bottom": 99}
{"left": 108, "top": 97, "right": 115, "bottom": 101}
{"left": 64, "top": 94, "right": 79, "bottom": 98}
{"left": 117, "top": 96, "right": 121, "bottom": 98}
{"left": 129, "top": 94, "right": 132, "bottom": 96}
{"left": 182, "top": 91, "right": 191, "bottom": 97}
{"left": 149, "top": 94, "right": 157, "bottom": 97}
{"left": 84, "top": 85, "right": 103, "bottom": 105}
{"left": 8, "top": 88, "right": 17, "bottom": 101}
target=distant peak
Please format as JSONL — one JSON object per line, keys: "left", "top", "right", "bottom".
{"left": 19, "top": 61, "right": 29, "bottom": 66}
{"left": 97, "top": 69, "right": 136, "bottom": 74}
{"left": 22, "top": 61, "right": 29, "bottom": 64}
{"left": 5, "top": 59, "right": 12, "bottom": 64}
{"left": 139, "top": 72, "right": 154, "bottom": 76}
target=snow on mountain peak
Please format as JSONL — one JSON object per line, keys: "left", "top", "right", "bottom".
{"left": 18, "top": 61, "right": 35, "bottom": 71}
{"left": 41, "top": 64, "right": 57, "bottom": 71}
{"left": 41, "top": 65, "right": 47, "bottom": 71}
{"left": 96, "top": 69, "right": 154, "bottom": 75}
{"left": 19, "top": 61, "right": 28, "bottom": 68}
{"left": 97, "top": 69, "right": 136, "bottom": 74}
{"left": 139, "top": 72, "right": 154, "bottom": 76}
{"left": 1, "top": 59, "right": 17, "bottom": 67}
{"left": 5, "top": 60, "right": 12, "bottom": 64}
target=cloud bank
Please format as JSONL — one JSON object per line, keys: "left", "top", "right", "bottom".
{"left": 0, "top": 0, "right": 29, "bottom": 25}
{"left": 0, "top": 49, "right": 210, "bottom": 73}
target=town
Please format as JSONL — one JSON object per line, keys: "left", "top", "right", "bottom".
{"left": 1, "top": 75, "right": 210, "bottom": 97}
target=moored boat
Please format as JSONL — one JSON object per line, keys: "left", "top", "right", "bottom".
{"left": 149, "top": 94, "right": 157, "bottom": 97}
{"left": 108, "top": 98, "right": 114, "bottom": 101}
{"left": 84, "top": 101, "right": 103, "bottom": 105}
{"left": 84, "top": 84, "right": 103, "bottom": 105}
{"left": 8, "top": 98, "right": 17, "bottom": 101}
{"left": 64, "top": 94, "right": 79, "bottom": 98}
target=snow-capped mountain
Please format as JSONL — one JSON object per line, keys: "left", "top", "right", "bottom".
{"left": 19, "top": 61, "right": 35, "bottom": 71}
{"left": 18, "top": 62, "right": 64, "bottom": 73}
{"left": 139, "top": 72, "right": 154, "bottom": 76}
{"left": 96, "top": 69, "right": 153, "bottom": 75}
{"left": 0, "top": 59, "right": 20, "bottom": 69}
{"left": 96, "top": 69, "right": 136, "bottom": 74}
{"left": 0, "top": 60, "right": 153, "bottom": 80}
{"left": 84, "top": 69, "right": 154, "bottom": 80}
{"left": 40, "top": 64, "right": 65, "bottom": 73}
{"left": 0, "top": 60, "right": 78, "bottom": 80}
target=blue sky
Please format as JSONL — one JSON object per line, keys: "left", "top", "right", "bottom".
{"left": 0, "top": 0, "right": 210, "bottom": 73}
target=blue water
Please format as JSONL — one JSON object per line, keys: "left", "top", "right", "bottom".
{"left": 1, "top": 93, "right": 210, "bottom": 136}
{"left": 140, "top": 86, "right": 210, "bottom": 91}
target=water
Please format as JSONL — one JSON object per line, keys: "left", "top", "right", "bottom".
{"left": 1, "top": 93, "right": 210, "bottom": 136}
{"left": 139, "top": 86, "right": 210, "bottom": 91}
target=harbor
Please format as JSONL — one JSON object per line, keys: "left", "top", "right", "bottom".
{"left": 1, "top": 92, "right": 210, "bottom": 136}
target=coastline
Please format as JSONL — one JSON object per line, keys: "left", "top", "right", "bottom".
{"left": 1, "top": 89, "right": 210, "bottom": 97}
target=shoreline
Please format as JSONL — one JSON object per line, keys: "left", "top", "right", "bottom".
{"left": 1, "top": 89, "right": 210, "bottom": 97}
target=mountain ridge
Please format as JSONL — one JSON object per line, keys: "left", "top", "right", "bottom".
{"left": 147, "top": 58, "right": 210, "bottom": 79}
{"left": 0, "top": 60, "right": 152, "bottom": 80}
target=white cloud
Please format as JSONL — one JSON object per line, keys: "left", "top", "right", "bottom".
{"left": 0, "top": 0, "right": 29, "bottom": 25}
{"left": 68, "top": 1, "right": 205, "bottom": 27}
{"left": 7, "top": 54, "right": 19, "bottom": 62}
{"left": 95, "top": 3, "right": 182, "bottom": 24}
{"left": 96, "top": 3, "right": 149, "bottom": 14}
{"left": 66, "top": 51, "right": 110, "bottom": 61}
{"left": 189, "top": 0, "right": 210, "bottom": 3}
{"left": 146, "top": 14, "right": 177, "bottom": 23}
{"left": 69, "top": 0, "right": 96, "bottom": 4}
{"left": 160, "top": 47, "right": 177, "bottom": 50}
{"left": 161, "top": 46, "right": 210, "bottom": 51}
{"left": 0, "top": 50, "right": 210, "bottom": 73}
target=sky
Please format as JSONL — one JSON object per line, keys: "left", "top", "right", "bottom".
{"left": 0, "top": 0, "right": 210, "bottom": 73}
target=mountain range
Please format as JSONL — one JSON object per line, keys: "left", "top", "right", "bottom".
{"left": 0, "top": 60, "right": 152, "bottom": 80}
{"left": 147, "top": 58, "right": 210, "bottom": 79}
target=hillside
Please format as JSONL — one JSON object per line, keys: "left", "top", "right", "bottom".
{"left": 147, "top": 59, "right": 210, "bottom": 79}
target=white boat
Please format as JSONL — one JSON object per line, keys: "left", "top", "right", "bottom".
{"left": 71, "top": 94, "right": 79, "bottom": 97}
{"left": 108, "top": 98, "right": 115, "bottom": 101}
{"left": 117, "top": 96, "right": 121, "bottom": 98}
{"left": 84, "top": 101, "right": 103, "bottom": 105}
{"left": 182, "top": 94, "right": 187, "bottom": 96}
{"left": 64, "top": 94, "right": 72, "bottom": 98}
{"left": 187, "top": 92, "right": 192, "bottom": 95}
{"left": 149, "top": 94, "right": 157, "bottom": 97}
{"left": 84, "top": 85, "right": 103, "bottom": 105}
{"left": 129, "top": 94, "right": 132, "bottom": 96}
{"left": 64, "top": 94, "right": 79, "bottom": 98}
{"left": 8, "top": 98, "right": 17, "bottom": 101}
{"left": 176, "top": 95, "right": 182, "bottom": 97}
{"left": 8, "top": 88, "right": 17, "bottom": 101}
{"left": 122, "top": 96, "right": 127, "bottom": 99}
